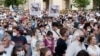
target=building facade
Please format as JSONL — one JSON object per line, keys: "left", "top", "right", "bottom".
{"left": 17, "top": 0, "right": 94, "bottom": 10}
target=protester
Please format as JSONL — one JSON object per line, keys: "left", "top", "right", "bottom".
{"left": 2, "top": 35, "right": 14, "bottom": 56}
{"left": 31, "top": 28, "right": 39, "bottom": 56}
{"left": 11, "top": 27, "right": 28, "bottom": 55}
{"left": 11, "top": 27, "right": 27, "bottom": 45}
{"left": 25, "top": 22, "right": 33, "bottom": 36}
{"left": 55, "top": 28, "right": 68, "bottom": 56}
{"left": 43, "top": 31, "right": 54, "bottom": 53}
{"left": 11, "top": 44, "right": 26, "bottom": 56}
{"left": 96, "top": 25, "right": 100, "bottom": 45}
{"left": 87, "top": 35, "right": 100, "bottom": 56}
{"left": 40, "top": 47, "right": 52, "bottom": 56}
{"left": 52, "top": 22, "right": 60, "bottom": 40}
{"left": 66, "top": 29, "right": 86, "bottom": 56}
{"left": 0, "top": 7, "right": 100, "bottom": 56}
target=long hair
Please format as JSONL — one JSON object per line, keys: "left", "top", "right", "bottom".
{"left": 40, "top": 47, "right": 50, "bottom": 56}
{"left": 11, "top": 44, "right": 25, "bottom": 56}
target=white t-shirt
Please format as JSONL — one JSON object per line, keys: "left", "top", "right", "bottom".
{"left": 87, "top": 45, "right": 100, "bottom": 56}
{"left": 25, "top": 35, "right": 31, "bottom": 44}
{"left": 31, "top": 37, "right": 38, "bottom": 56}
{"left": 32, "top": 52, "right": 40, "bottom": 56}
{"left": 52, "top": 29, "right": 60, "bottom": 39}
{"left": 5, "top": 45, "right": 14, "bottom": 56}
{"left": 65, "top": 41, "right": 86, "bottom": 56}
{"left": 31, "top": 37, "right": 37, "bottom": 48}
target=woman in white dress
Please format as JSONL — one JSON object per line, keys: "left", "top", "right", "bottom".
{"left": 87, "top": 35, "right": 100, "bottom": 56}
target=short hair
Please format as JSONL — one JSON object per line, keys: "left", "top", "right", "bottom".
{"left": 60, "top": 28, "right": 68, "bottom": 36}
{"left": 2, "top": 35, "right": 11, "bottom": 41}
{"left": 83, "top": 22, "right": 91, "bottom": 30}
{"left": 87, "top": 35, "right": 95, "bottom": 44}
{"left": 46, "top": 31, "right": 53, "bottom": 36}
{"left": 77, "top": 50, "right": 89, "bottom": 56}
{"left": 13, "top": 27, "right": 19, "bottom": 31}
{"left": 52, "top": 22, "right": 58, "bottom": 27}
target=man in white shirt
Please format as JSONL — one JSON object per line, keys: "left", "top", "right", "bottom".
{"left": 1, "top": 35, "right": 14, "bottom": 56}
{"left": 52, "top": 22, "right": 60, "bottom": 39}
{"left": 65, "top": 29, "right": 86, "bottom": 56}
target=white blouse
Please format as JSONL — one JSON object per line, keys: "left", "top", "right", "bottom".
{"left": 87, "top": 45, "right": 100, "bottom": 56}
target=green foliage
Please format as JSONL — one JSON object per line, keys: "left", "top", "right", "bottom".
{"left": 93, "top": 0, "right": 100, "bottom": 7}
{"left": 4, "top": 0, "right": 26, "bottom": 7}
{"left": 0, "top": 0, "right": 4, "bottom": 5}
{"left": 74, "top": 0, "right": 90, "bottom": 8}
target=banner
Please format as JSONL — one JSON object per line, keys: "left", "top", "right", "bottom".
{"left": 48, "top": 5, "right": 59, "bottom": 18}
{"left": 29, "top": 3, "right": 41, "bottom": 16}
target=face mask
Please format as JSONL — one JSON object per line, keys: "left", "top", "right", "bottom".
{"left": 46, "top": 26, "right": 49, "bottom": 30}
{"left": 13, "top": 32, "right": 17, "bottom": 36}
{"left": 79, "top": 25, "right": 83, "bottom": 29}
{"left": 17, "top": 51, "right": 25, "bottom": 56}
{"left": 8, "top": 27, "right": 12, "bottom": 31}
{"left": 79, "top": 36, "right": 85, "bottom": 42}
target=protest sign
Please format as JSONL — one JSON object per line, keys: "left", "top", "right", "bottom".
{"left": 48, "top": 5, "right": 59, "bottom": 18}
{"left": 29, "top": 3, "right": 41, "bottom": 16}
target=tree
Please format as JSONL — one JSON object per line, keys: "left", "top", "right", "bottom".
{"left": 74, "top": 0, "right": 90, "bottom": 10}
{"left": 93, "top": 0, "right": 100, "bottom": 10}
{"left": 0, "top": 0, "right": 4, "bottom": 5}
{"left": 4, "top": 0, "right": 26, "bottom": 7}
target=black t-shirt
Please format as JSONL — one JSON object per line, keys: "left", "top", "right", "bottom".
{"left": 11, "top": 35, "right": 27, "bottom": 45}
{"left": 55, "top": 38, "right": 67, "bottom": 56}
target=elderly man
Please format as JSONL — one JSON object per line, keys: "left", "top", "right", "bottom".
{"left": 1, "top": 35, "right": 14, "bottom": 56}
{"left": 65, "top": 29, "right": 86, "bottom": 56}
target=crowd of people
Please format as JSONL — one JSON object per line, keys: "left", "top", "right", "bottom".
{"left": 0, "top": 9, "right": 100, "bottom": 56}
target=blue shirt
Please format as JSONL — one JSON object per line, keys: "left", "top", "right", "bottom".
{"left": 11, "top": 35, "right": 27, "bottom": 45}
